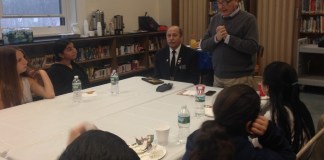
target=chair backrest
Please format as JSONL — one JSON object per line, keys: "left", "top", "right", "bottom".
{"left": 296, "top": 127, "right": 324, "bottom": 160}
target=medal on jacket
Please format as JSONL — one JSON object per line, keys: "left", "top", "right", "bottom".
{"left": 177, "top": 58, "right": 181, "bottom": 65}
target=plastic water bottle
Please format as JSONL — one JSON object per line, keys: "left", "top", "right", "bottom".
{"left": 110, "top": 70, "right": 119, "bottom": 95}
{"left": 178, "top": 105, "right": 190, "bottom": 143}
{"left": 195, "top": 84, "right": 205, "bottom": 117}
{"left": 72, "top": 75, "right": 82, "bottom": 103}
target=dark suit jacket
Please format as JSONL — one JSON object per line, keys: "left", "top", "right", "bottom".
{"left": 154, "top": 44, "right": 199, "bottom": 84}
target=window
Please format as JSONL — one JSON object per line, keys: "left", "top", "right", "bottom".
{"left": 0, "top": 0, "right": 76, "bottom": 37}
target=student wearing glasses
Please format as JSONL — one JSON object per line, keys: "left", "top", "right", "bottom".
{"left": 200, "top": 0, "right": 259, "bottom": 88}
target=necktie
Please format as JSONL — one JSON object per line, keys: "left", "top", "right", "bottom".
{"left": 170, "top": 50, "right": 176, "bottom": 76}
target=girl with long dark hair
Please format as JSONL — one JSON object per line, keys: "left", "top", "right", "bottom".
{"left": 183, "top": 84, "right": 295, "bottom": 160}
{"left": 262, "top": 61, "right": 315, "bottom": 153}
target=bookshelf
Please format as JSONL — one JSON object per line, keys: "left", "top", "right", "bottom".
{"left": 299, "top": 0, "right": 324, "bottom": 44}
{"left": 3, "top": 32, "right": 166, "bottom": 84}
{"left": 296, "top": 1, "right": 324, "bottom": 87}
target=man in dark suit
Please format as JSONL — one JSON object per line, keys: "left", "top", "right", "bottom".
{"left": 154, "top": 26, "right": 199, "bottom": 84}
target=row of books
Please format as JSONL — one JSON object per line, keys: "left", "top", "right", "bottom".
{"left": 116, "top": 43, "right": 145, "bottom": 56}
{"left": 29, "top": 45, "right": 111, "bottom": 69}
{"left": 29, "top": 55, "right": 55, "bottom": 69}
{"left": 300, "top": 16, "right": 324, "bottom": 33}
{"left": 301, "top": 0, "right": 324, "bottom": 14}
{"left": 76, "top": 45, "right": 110, "bottom": 62}
{"left": 148, "top": 37, "right": 166, "bottom": 51}
{"left": 209, "top": 1, "right": 218, "bottom": 15}
{"left": 85, "top": 65, "right": 111, "bottom": 80}
{"left": 79, "top": 60, "right": 143, "bottom": 81}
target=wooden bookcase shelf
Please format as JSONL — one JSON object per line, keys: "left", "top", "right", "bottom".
{"left": 1, "top": 31, "right": 166, "bottom": 84}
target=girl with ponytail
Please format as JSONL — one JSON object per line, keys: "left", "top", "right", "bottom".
{"left": 262, "top": 61, "right": 315, "bottom": 153}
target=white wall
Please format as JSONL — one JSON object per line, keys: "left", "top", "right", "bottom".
{"left": 76, "top": 0, "right": 171, "bottom": 33}
{"left": 157, "top": 0, "right": 172, "bottom": 26}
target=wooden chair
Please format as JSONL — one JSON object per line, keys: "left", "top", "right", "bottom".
{"left": 296, "top": 116, "right": 324, "bottom": 160}
{"left": 255, "top": 45, "right": 264, "bottom": 75}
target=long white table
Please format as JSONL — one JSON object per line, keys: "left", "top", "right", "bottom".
{"left": 0, "top": 76, "right": 221, "bottom": 160}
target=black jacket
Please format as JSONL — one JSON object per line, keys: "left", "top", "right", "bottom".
{"left": 154, "top": 44, "right": 199, "bottom": 84}
{"left": 182, "top": 122, "right": 296, "bottom": 160}
{"left": 47, "top": 61, "right": 89, "bottom": 96}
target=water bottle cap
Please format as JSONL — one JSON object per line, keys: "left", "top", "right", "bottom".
{"left": 74, "top": 75, "right": 79, "bottom": 78}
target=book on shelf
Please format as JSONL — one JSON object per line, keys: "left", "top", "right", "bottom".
{"left": 209, "top": 1, "right": 218, "bottom": 15}
{"left": 85, "top": 64, "right": 112, "bottom": 80}
{"left": 239, "top": 1, "right": 245, "bottom": 11}
{"left": 148, "top": 54, "right": 155, "bottom": 68}
{"left": 300, "top": 16, "right": 324, "bottom": 33}
{"left": 76, "top": 45, "right": 110, "bottom": 62}
{"left": 301, "top": 0, "right": 324, "bottom": 14}
{"left": 29, "top": 54, "right": 55, "bottom": 69}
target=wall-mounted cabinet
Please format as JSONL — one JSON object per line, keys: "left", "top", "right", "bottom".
{"left": 4, "top": 32, "right": 166, "bottom": 84}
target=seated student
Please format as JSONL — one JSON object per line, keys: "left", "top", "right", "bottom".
{"left": 0, "top": 47, "right": 55, "bottom": 109}
{"left": 154, "top": 26, "right": 199, "bottom": 84}
{"left": 59, "top": 123, "right": 140, "bottom": 160}
{"left": 261, "top": 61, "right": 315, "bottom": 153}
{"left": 47, "top": 39, "right": 90, "bottom": 96}
{"left": 183, "top": 84, "right": 295, "bottom": 160}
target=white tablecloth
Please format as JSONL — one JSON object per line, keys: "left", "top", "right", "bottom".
{"left": 0, "top": 77, "right": 221, "bottom": 160}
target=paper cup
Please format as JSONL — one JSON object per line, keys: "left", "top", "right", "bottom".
{"left": 155, "top": 124, "right": 170, "bottom": 146}
{"left": 88, "top": 31, "right": 95, "bottom": 37}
